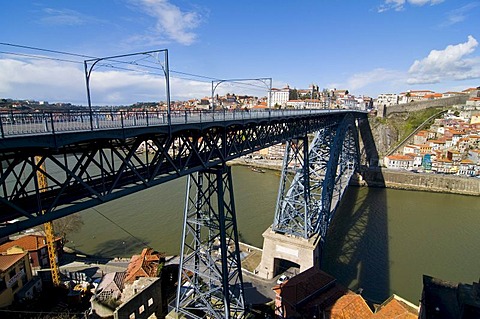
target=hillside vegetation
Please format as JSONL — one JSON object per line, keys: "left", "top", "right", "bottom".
{"left": 368, "top": 107, "right": 445, "bottom": 156}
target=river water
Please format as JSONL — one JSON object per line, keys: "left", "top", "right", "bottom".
{"left": 69, "top": 165, "right": 480, "bottom": 304}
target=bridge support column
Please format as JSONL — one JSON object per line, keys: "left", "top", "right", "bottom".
{"left": 175, "top": 165, "right": 245, "bottom": 319}
{"left": 257, "top": 114, "right": 361, "bottom": 279}
{"left": 256, "top": 227, "right": 321, "bottom": 279}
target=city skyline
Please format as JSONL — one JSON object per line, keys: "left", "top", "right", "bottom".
{"left": 1, "top": 0, "right": 480, "bottom": 105}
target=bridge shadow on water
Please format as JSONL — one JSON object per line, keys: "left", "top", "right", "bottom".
{"left": 322, "top": 179, "right": 390, "bottom": 304}
{"left": 92, "top": 236, "right": 151, "bottom": 258}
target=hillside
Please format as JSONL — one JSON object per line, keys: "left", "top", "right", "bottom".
{"left": 368, "top": 107, "right": 445, "bottom": 157}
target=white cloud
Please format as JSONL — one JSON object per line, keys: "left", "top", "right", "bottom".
{"left": 130, "top": 0, "right": 203, "bottom": 46}
{"left": 346, "top": 68, "right": 405, "bottom": 91}
{"left": 378, "top": 0, "right": 444, "bottom": 12}
{"left": 408, "top": 35, "right": 480, "bottom": 84}
{"left": 40, "top": 8, "right": 104, "bottom": 26}
{"left": 0, "top": 58, "right": 86, "bottom": 103}
{"left": 0, "top": 57, "right": 212, "bottom": 105}
{"left": 441, "top": 2, "right": 480, "bottom": 27}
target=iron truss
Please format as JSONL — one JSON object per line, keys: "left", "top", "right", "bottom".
{"left": 272, "top": 114, "right": 360, "bottom": 241}
{"left": 0, "top": 112, "right": 366, "bottom": 237}
{"left": 176, "top": 165, "right": 245, "bottom": 319}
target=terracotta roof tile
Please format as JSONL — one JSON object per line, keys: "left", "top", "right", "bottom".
{"left": 0, "top": 235, "right": 50, "bottom": 252}
{"left": 373, "top": 295, "right": 419, "bottom": 318}
{"left": 125, "top": 248, "right": 161, "bottom": 284}
{"left": 0, "top": 252, "right": 27, "bottom": 271}
{"left": 387, "top": 155, "right": 414, "bottom": 161}
{"left": 327, "top": 293, "right": 372, "bottom": 319}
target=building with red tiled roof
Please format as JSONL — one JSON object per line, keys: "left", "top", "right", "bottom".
{"left": 0, "top": 252, "right": 34, "bottom": 308}
{"left": 325, "top": 293, "right": 372, "bottom": 318}
{"left": 325, "top": 293, "right": 419, "bottom": 318}
{"left": 423, "top": 93, "right": 443, "bottom": 99}
{"left": 442, "top": 91, "right": 466, "bottom": 98}
{"left": 0, "top": 235, "right": 63, "bottom": 269}
{"left": 458, "top": 159, "right": 477, "bottom": 176}
{"left": 414, "top": 130, "right": 429, "bottom": 145}
{"left": 428, "top": 139, "right": 446, "bottom": 152}
{"left": 467, "top": 97, "right": 480, "bottom": 107}
{"left": 372, "top": 294, "right": 419, "bottom": 318}
{"left": 384, "top": 154, "right": 414, "bottom": 170}
{"left": 125, "top": 248, "right": 164, "bottom": 284}
{"left": 273, "top": 267, "right": 419, "bottom": 318}
{"left": 95, "top": 271, "right": 126, "bottom": 302}
{"left": 462, "top": 87, "right": 480, "bottom": 96}
{"left": 272, "top": 267, "right": 349, "bottom": 318}
{"left": 253, "top": 102, "right": 268, "bottom": 109}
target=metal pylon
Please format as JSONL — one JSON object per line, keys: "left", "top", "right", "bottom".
{"left": 176, "top": 165, "right": 245, "bottom": 319}
{"left": 272, "top": 115, "right": 360, "bottom": 240}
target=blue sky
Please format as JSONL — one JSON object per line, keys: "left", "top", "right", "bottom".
{"left": 1, "top": 0, "right": 479, "bottom": 105}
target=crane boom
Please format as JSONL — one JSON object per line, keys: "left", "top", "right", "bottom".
{"left": 35, "top": 156, "right": 61, "bottom": 287}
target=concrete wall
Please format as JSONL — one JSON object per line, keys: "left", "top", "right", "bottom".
{"left": 256, "top": 227, "right": 322, "bottom": 279}
{"left": 377, "top": 96, "right": 468, "bottom": 118}
{"left": 355, "top": 168, "right": 480, "bottom": 196}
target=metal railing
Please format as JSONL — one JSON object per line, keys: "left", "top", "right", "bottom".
{"left": 0, "top": 108, "right": 356, "bottom": 138}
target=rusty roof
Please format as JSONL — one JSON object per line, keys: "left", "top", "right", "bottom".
{"left": 0, "top": 252, "right": 27, "bottom": 272}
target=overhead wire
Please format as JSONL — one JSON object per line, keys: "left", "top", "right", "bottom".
{"left": 0, "top": 50, "right": 83, "bottom": 65}
{"left": 0, "top": 42, "right": 271, "bottom": 92}
{"left": 90, "top": 206, "right": 151, "bottom": 249}
{"left": 0, "top": 43, "right": 270, "bottom": 254}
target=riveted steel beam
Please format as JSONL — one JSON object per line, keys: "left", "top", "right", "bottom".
{"left": 176, "top": 165, "right": 245, "bottom": 319}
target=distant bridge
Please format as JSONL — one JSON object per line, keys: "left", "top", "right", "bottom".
{"left": 0, "top": 108, "right": 371, "bottom": 319}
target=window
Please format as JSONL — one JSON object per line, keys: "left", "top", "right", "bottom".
{"left": 148, "top": 298, "right": 154, "bottom": 307}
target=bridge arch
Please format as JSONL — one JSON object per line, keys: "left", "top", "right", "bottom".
{"left": 273, "top": 258, "right": 300, "bottom": 277}
{"left": 258, "top": 114, "right": 361, "bottom": 279}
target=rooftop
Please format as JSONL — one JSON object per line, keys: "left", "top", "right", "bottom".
{"left": 0, "top": 234, "right": 61, "bottom": 252}
{"left": 0, "top": 252, "right": 27, "bottom": 272}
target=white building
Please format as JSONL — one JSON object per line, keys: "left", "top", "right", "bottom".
{"left": 375, "top": 93, "right": 399, "bottom": 108}
{"left": 268, "top": 87, "right": 290, "bottom": 108}
{"left": 384, "top": 154, "right": 414, "bottom": 169}
{"left": 286, "top": 100, "right": 305, "bottom": 109}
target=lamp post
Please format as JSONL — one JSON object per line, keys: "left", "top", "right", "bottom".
{"left": 84, "top": 49, "right": 172, "bottom": 128}
{"left": 211, "top": 78, "right": 272, "bottom": 114}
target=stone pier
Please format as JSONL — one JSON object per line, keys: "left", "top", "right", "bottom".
{"left": 255, "top": 226, "right": 322, "bottom": 280}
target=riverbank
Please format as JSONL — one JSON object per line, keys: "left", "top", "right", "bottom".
{"left": 354, "top": 167, "right": 480, "bottom": 196}
{"left": 228, "top": 158, "right": 480, "bottom": 196}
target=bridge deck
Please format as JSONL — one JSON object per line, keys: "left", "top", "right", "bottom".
{"left": 0, "top": 109, "right": 367, "bottom": 237}
{"left": 0, "top": 109, "right": 361, "bottom": 149}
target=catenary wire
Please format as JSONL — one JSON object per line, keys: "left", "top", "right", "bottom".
{"left": 0, "top": 42, "right": 272, "bottom": 91}
{"left": 90, "top": 206, "right": 151, "bottom": 249}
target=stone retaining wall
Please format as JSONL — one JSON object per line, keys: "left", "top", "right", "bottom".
{"left": 230, "top": 160, "right": 480, "bottom": 196}
{"left": 355, "top": 168, "right": 480, "bottom": 196}
{"left": 377, "top": 96, "right": 468, "bottom": 117}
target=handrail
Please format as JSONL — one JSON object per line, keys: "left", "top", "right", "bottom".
{"left": 0, "top": 108, "right": 364, "bottom": 138}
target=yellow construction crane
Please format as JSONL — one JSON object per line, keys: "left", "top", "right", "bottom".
{"left": 35, "top": 156, "right": 61, "bottom": 287}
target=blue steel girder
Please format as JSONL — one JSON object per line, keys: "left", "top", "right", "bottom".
{"left": 272, "top": 114, "right": 360, "bottom": 240}
{"left": 317, "top": 114, "right": 360, "bottom": 239}
{"left": 176, "top": 165, "right": 245, "bottom": 319}
{"left": 0, "top": 112, "right": 363, "bottom": 237}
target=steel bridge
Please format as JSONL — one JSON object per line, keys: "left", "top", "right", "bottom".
{"left": 0, "top": 108, "right": 368, "bottom": 318}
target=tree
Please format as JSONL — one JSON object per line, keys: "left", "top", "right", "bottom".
{"left": 289, "top": 88, "right": 298, "bottom": 100}
{"left": 52, "top": 213, "right": 84, "bottom": 241}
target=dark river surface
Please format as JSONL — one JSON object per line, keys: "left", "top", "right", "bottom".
{"left": 69, "top": 165, "right": 480, "bottom": 304}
